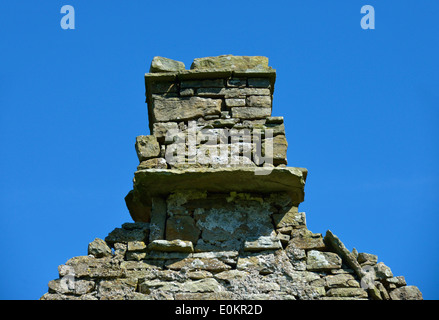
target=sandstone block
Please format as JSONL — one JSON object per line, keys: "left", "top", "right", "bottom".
{"left": 191, "top": 55, "right": 270, "bottom": 71}
{"left": 135, "top": 135, "right": 160, "bottom": 162}
{"left": 231, "top": 107, "right": 271, "bottom": 119}
{"left": 137, "top": 158, "right": 167, "bottom": 170}
{"left": 88, "top": 238, "right": 112, "bottom": 258}
{"left": 326, "top": 288, "right": 368, "bottom": 299}
{"left": 389, "top": 286, "right": 423, "bottom": 300}
{"left": 246, "top": 95, "right": 272, "bottom": 108}
{"left": 166, "top": 258, "right": 231, "bottom": 272}
{"left": 248, "top": 78, "right": 271, "bottom": 88}
{"left": 166, "top": 215, "right": 200, "bottom": 243}
{"left": 148, "top": 239, "right": 194, "bottom": 253}
{"left": 306, "top": 250, "right": 342, "bottom": 271}
{"left": 151, "top": 97, "right": 222, "bottom": 122}
{"left": 150, "top": 56, "right": 185, "bottom": 73}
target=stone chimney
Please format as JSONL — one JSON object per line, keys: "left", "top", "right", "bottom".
{"left": 40, "top": 55, "right": 423, "bottom": 301}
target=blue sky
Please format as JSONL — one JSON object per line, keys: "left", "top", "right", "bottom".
{"left": 0, "top": 1, "right": 438, "bottom": 300}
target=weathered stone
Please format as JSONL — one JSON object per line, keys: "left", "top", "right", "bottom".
{"left": 272, "top": 134, "right": 288, "bottom": 165}
{"left": 180, "top": 88, "right": 194, "bottom": 96}
{"left": 374, "top": 262, "right": 393, "bottom": 280}
{"left": 225, "top": 98, "right": 246, "bottom": 107}
{"left": 214, "top": 270, "right": 249, "bottom": 282}
{"left": 272, "top": 206, "right": 304, "bottom": 228}
{"left": 236, "top": 253, "right": 277, "bottom": 274}
{"left": 187, "top": 270, "right": 213, "bottom": 280}
{"left": 125, "top": 190, "right": 151, "bottom": 223}
{"left": 166, "top": 215, "right": 200, "bottom": 243}
{"left": 137, "top": 158, "right": 167, "bottom": 170}
{"left": 246, "top": 95, "right": 272, "bottom": 108}
{"left": 148, "top": 239, "right": 194, "bottom": 253}
{"left": 326, "top": 288, "right": 368, "bottom": 299}
{"left": 325, "top": 274, "right": 360, "bottom": 289}
{"left": 150, "top": 56, "right": 185, "bottom": 73}
{"left": 127, "top": 241, "right": 147, "bottom": 251}
{"left": 133, "top": 167, "right": 306, "bottom": 205}
{"left": 231, "top": 107, "right": 271, "bottom": 120}
{"left": 149, "top": 81, "right": 178, "bottom": 94}
{"left": 384, "top": 276, "right": 406, "bottom": 289}
{"left": 248, "top": 78, "right": 271, "bottom": 88}
{"left": 98, "top": 278, "right": 137, "bottom": 300}
{"left": 182, "top": 278, "right": 224, "bottom": 293}
{"left": 60, "top": 256, "right": 123, "bottom": 279}
{"left": 324, "top": 230, "right": 366, "bottom": 279}
{"left": 306, "top": 250, "right": 342, "bottom": 271}
{"left": 227, "top": 78, "right": 247, "bottom": 87}
{"left": 389, "top": 286, "right": 423, "bottom": 300}
{"left": 138, "top": 279, "right": 181, "bottom": 294}
{"left": 105, "top": 223, "right": 150, "bottom": 245}
{"left": 191, "top": 55, "right": 270, "bottom": 71}
{"left": 48, "top": 278, "right": 95, "bottom": 295}
{"left": 166, "top": 258, "right": 231, "bottom": 272}
{"left": 152, "top": 122, "right": 179, "bottom": 144}
{"left": 120, "top": 260, "right": 161, "bottom": 279}
{"left": 88, "top": 238, "right": 112, "bottom": 258}
{"left": 244, "top": 234, "right": 283, "bottom": 252}
{"left": 174, "top": 292, "right": 235, "bottom": 300}
{"left": 149, "top": 197, "right": 167, "bottom": 242}
{"left": 290, "top": 229, "right": 326, "bottom": 251}
{"left": 181, "top": 79, "right": 224, "bottom": 88}
{"left": 135, "top": 135, "right": 160, "bottom": 162}
{"left": 151, "top": 97, "right": 222, "bottom": 122}
{"left": 357, "top": 252, "right": 378, "bottom": 265}
{"left": 376, "top": 282, "right": 390, "bottom": 300}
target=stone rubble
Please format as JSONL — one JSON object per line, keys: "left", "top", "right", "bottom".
{"left": 41, "top": 55, "right": 422, "bottom": 300}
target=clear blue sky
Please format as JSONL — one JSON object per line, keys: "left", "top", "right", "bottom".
{"left": 0, "top": 1, "right": 438, "bottom": 300}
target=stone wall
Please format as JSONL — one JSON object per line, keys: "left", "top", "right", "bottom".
{"left": 40, "top": 55, "right": 422, "bottom": 300}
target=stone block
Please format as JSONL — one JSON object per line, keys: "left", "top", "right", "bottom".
{"left": 248, "top": 78, "right": 271, "bottom": 88}
{"left": 150, "top": 56, "right": 185, "bottom": 73}
{"left": 191, "top": 55, "right": 270, "bottom": 71}
{"left": 88, "top": 238, "right": 113, "bottom": 258}
{"left": 181, "top": 79, "right": 225, "bottom": 88}
{"left": 137, "top": 158, "right": 167, "bottom": 170}
{"left": 225, "top": 98, "right": 246, "bottom": 107}
{"left": 246, "top": 95, "right": 272, "bottom": 108}
{"left": 151, "top": 97, "right": 222, "bottom": 122}
{"left": 149, "top": 197, "right": 167, "bottom": 242}
{"left": 389, "top": 286, "right": 423, "bottom": 300}
{"left": 227, "top": 78, "right": 247, "bottom": 87}
{"left": 306, "top": 250, "right": 342, "bottom": 271}
{"left": 135, "top": 135, "right": 160, "bottom": 162}
{"left": 231, "top": 107, "right": 271, "bottom": 119}
{"left": 166, "top": 215, "right": 200, "bottom": 243}
{"left": 148, "top": 239, "right": 194, "bottom": 253}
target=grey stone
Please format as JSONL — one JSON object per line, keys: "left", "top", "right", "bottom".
{"left": 191, "top": 55, "right": 270, "bottom": 71}
{"left": 248, "top": 78, "right": 271, "bottom": 88}
{"left": 137, "top": 158, "right": 167, "bottom": 170}
{"left": 306, "top": 250, "right": 342, "bottom": 271}
{"left": 231, "top": 107, "right": 271, "bottom": 120}
{"left": 246, "top": 95, "right": 272, "bottom": 108}
{"left": 389, "top": 286, "right": 423, "bottom": 300}
{"left": 324, "top": 230, "right": 366, "bottom": 279}
{"left": 148, "top": 239, "right": 194, "bottom": 253}
{"left": 149, "top": 197, "right": 167, "bottom": 242}
{"left": 88, "top": 238, "right": 113, "bottom": 258}
{"left": 135, "top": 135, "right": 160, "bottom": 162}
{"left": 150, "top": 56, "right": 185, "bottom": 73}
{"left": 151, "top": 97, "right": 222, "bottom": 122}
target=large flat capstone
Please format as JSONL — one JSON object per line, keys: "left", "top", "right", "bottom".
{"left": 133, "top": 167, "right": 306, "bottom": 204}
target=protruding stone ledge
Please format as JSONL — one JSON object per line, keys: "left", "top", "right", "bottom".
{"left": 133, "top": 167, "right": 307, "bottom": 205}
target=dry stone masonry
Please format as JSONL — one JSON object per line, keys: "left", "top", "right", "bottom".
{"left": 41, "top": 55, "right": 423, "bottom": 300}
